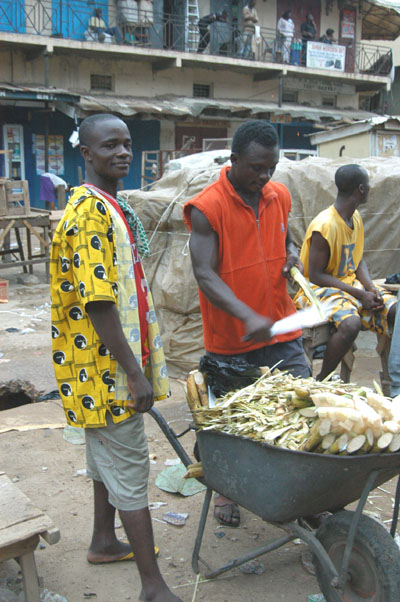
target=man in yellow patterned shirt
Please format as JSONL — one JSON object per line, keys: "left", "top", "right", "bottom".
{"left": 50, "top": 113, "right": 181, "bottom": 602}
{"left": 295, "top": 164, "right": 396, "bottom": 381}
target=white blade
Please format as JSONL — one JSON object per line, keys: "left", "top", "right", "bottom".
{"left": 270, "top": 302, "right": 332, "bottom": 337}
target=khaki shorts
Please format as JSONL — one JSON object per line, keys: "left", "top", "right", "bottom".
{"left": 85, "top": 412, "right": 149, "bottom": 511}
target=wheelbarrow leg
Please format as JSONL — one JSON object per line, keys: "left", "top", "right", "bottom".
{"left": 390, "top": 473, "right": 400, "bottom": 537}
{"left": 337, "top": 469, "right": 379, "bottom": 592}
{"left": 192, "top": 487, "right": 213, "bottom": 574}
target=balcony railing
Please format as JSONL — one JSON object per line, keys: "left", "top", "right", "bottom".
{"left": 0, "top": 0, "right": 393, "bottom": 77}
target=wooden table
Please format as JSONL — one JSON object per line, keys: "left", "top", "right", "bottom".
{"left": 0, "top": 213, "right": 51, "bottom": 279}
{"left": 0, "top": 471, "right": 60, "bottom": 602}
{"left": 374, "top": 278, "right": 400, "bottom": 294}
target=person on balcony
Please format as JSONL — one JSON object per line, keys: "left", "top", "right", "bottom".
{"left": 277, "top": 9, "right": 295, "bottom": 64}
{"left": 320, "top": 28, "right": 336, "bottom": 44}
{"left": 88, "top": 8, "right": 123, "bottom": 44}
{"left": 197, "top": 9, "right": 228, "bottom": 53}
{"left": 239, "top": 0, "right": 259, "bottom": 59}
{"left": 118, "top": 0, "right": 140, "bottom": 43}
{"left": 300, "top": 13, "right": 316, "bottom": 65}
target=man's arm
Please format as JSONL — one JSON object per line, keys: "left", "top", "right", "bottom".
{"left": 189, "top": 206, "right": 272, "bottom": 343}
{"left": 356, "top": 258, "right": 383, "bottom": 308}
{"left": 86, "top": 300, "right": 154, "bottom": 412}
{"left": 282, "top": 225, "right": 303, "bottom": 278}
{"left": 308, "top": 231, "right": 381, "bottom": 310}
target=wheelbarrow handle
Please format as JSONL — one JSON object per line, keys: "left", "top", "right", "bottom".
{"left": 149, "top": 407, "right": 194, "bottom": 467}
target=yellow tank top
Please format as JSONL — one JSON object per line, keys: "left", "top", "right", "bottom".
{"left": 300, "top": 205, "right": 364, "bottom": 286}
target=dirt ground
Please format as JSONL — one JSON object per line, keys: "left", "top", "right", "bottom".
{"left": 0, "top": 262, "right": 398, "bottom": 602}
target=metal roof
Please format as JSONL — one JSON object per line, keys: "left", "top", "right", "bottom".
{"left": 309, "top": 115, "right": 400, "bottom": 144}
{"left": 360, "top": 0, "right": 400, "bottom": 40}
{"left": 0, "top": 83, "right": 80, "bottom": 102}
{"left": 76, "top": 94, "right": 380, "bottom": 124}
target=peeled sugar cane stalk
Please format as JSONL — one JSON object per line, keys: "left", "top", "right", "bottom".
{"left": 389, "top": 434, "right": 400, "bottom": 453}
{"left": 327, "top": 433, "right": 349, "bottom": 455}
{"left": 371, "top": 432, "right": 394, "bottom": 453}
{"left": 316, "top": 406, "right": 364, "bottom": 434}
{"left": 358, "top": 428, "right": 374, "bottom": 454}
{"left": 366, "top": 392, "right": 396, "bottom": 421}
{"left": 186, "top": 371, "right": 203, "bottom": 424}
{"left": 193, "top": 371, "right": 209, "bottom": 408}
{"left": 311, "top": 392, "right": 355, "bottom": 409}
{"left": 353, "top": 396, "right": 383, "bottom": 437}
{"left": 290, "top": 266, "right": 325, "bottom": 321}
{"left": 347, "top": 435, "right": 367, "bottom": 455}
{"left": 184, "top": 463, "right": 204, "bottom": 479}
{"left": 301, "top": 420, "right": 324, "bottom": 451}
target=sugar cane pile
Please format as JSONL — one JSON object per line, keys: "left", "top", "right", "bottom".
{"left": 186, "top": 369, "right": 400, "bottom": 455}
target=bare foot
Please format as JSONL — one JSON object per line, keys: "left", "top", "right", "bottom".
{"left": 139, "top": 585, "right": 182, "bottom": 601}
{"left": 87, "top": 539, "right": 133, "bottom": 564}
{"left": 214, "top": 494, "right": 240, "bottom": 527}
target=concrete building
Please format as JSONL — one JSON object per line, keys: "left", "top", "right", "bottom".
{"left": 0, "top": 0, "right": 399, "bottom": 205}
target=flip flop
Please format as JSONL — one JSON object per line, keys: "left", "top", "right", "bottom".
{"left": 213, "top": 502, "right": 240, "bottom": 527}
{"left": 88, "top": 545, "right": 159, "bottom": 564}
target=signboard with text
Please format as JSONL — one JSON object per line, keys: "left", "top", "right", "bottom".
{"left": 306, "top": 42, "right": 346, "bottom": 72}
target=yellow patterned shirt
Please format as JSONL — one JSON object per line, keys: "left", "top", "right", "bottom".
{"left": 50, "top": 185, "right": 169, "bottom": 428}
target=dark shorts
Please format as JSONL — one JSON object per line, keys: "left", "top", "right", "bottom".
{"left": 207, "top": 336, "right": 311, "bottom": 378}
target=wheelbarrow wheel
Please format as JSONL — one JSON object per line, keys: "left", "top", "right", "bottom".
{"left": 313, "top": 510, "right": 400, "bottom": 602}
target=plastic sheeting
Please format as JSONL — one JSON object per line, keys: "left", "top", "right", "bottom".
{"left": 123, "top": 155, "right": 400, "bottom": 377}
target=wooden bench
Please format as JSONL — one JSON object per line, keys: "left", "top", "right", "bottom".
{"left": 0, "top": 471, "right": 60, "bottom": 602}
{"left": 302, "top": 322, "right": 392, "bottom": 395}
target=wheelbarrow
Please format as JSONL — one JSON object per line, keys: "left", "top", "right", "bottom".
{"left": 150, "top": 407, "right": 400, "bottom": 602}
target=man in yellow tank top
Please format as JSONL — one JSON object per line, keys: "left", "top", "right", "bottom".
{"left": 295, "top": 164, "right": 397, "bottom": 381}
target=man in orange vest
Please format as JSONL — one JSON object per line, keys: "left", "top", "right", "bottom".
{"left": 183, "top": 119, "right": 310, "bottom": 527}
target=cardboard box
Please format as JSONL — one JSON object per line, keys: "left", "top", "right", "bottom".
{"left": 0, "top": 279, "right": 8, "bottom": 303}
{"left": 5, "top": 180, "right": 30, "bottom": 216}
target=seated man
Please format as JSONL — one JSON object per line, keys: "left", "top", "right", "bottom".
{"left": 197, "top": 9, "right": 228, "bottom": 53}
{"left": 88, "top": 8, "right": 123, "bottom": 44}
{"left": 319, "top": 28, "right": 336, "bottom": 44}
{"left": 295, "top": 164, "right": 397, "bottom": 381}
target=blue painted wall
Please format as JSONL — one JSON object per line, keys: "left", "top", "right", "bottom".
{"left": 0, "top": 107, "right": 160, "bottom": 208}
{"left": 0, "top": 0, "right": 25, "bottom": 33}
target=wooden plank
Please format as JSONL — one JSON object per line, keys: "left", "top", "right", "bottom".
{"left": 0, "top": 515, "right": 58, "bottom": 549}
{"left": 0, "top": 219, "right": 16, "bottom": 247}
{"left": 374, "top": 278, "right": 400, "bottom": 293}
{"left": 0, "top": 257, "right": 49, "bottom": 271}
{"left": 41, "top": 526, "right": 60, "bottom": 545}
{"left": 0, "top": 534, "right": 39, "bottom": 562}
{"left": 0, "top": 475, "right": 59, "bottom": 549}
{"left": 0, "top": 475, "right": 43, "bottom": 531}
{"left": 23, "top": 220, "right": 50, "bottom": 248}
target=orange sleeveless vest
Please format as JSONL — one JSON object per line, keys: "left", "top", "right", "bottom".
{"left": 183, "top": 166, "right": 301, "bottom": 355}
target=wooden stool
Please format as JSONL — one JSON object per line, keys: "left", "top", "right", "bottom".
{"left": 0, "top": 471, "right": 60, "bottom": 602}
{"left": 302, "top": 322, "right": 356, "bottom": 383}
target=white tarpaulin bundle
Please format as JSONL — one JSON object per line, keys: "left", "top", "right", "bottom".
{"left": 123, "top": 154, "right": 400, "bottom": 377}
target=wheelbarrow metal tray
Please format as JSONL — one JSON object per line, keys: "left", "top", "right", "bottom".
{"left": 197, "top": 430, "right": 400, "bottom": 523}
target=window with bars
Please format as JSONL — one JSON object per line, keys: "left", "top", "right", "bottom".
{"left": 282, "top": 90, "right": 298, "bottom": 103}
{"left": 322, "top": 95, "right": 336, "bottom": 107}
{"left": 193, "top": 83, "right": 211, "bottom": 98}
{"left": 90, "top": 74, "right": 113, "bottom": 91}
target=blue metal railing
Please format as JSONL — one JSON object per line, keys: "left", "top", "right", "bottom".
{"left": 0, "top": 0, "right": 393, "bottom": 76}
